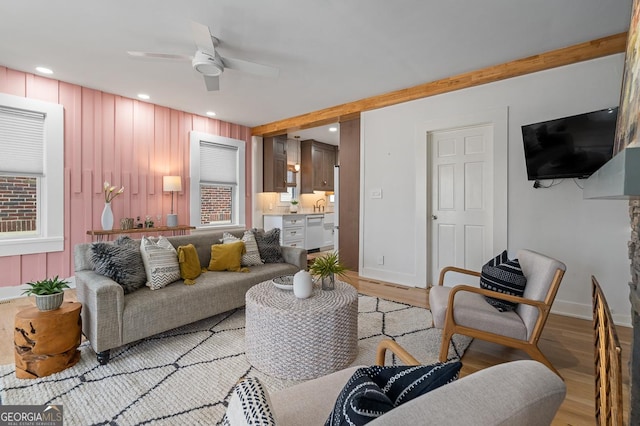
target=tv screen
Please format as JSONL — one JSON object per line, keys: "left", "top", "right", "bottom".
{"left": 521, "top": 107, "right": 618, "bottom": 180}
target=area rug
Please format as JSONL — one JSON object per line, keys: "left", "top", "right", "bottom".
{"left": 0, "top": 295, "right": 472, "bottom": 425}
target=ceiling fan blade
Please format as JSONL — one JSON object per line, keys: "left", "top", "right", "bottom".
{"left": 203, "top": 75, "right": 220, "bottom": 91}
{"left": 221, "top": 56, "right": 279, "bottom": 78}
{"left": 191, "top": 21, "right": 216, "bottom": 53}
{"left": 127, "top": 51, "right": 192, "bottom": 60}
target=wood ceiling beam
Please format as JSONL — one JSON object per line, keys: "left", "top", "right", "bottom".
{"left": 251, "top": 32, "right": 627, "bottom": 137}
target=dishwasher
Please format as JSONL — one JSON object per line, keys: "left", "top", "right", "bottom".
{"left": 305, "top": 215, "right": 324, "bottom": 251}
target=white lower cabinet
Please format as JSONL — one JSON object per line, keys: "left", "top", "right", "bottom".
{"left": 264, "top": 215, "right": 305, "bottom": 248}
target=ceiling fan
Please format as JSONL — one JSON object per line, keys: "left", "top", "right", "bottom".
{"left": 127, "top": 22, "right": 279, "bottom": 91}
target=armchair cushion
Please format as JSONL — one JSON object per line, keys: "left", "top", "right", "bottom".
{"left": 326, "top": 362, "right": 462, "bottom": 426}
{"left": 480, "top": 250, "right": 527, "bottom": 312}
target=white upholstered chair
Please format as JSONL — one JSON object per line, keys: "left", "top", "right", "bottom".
{"left": 429, "top": 249, "right": 566, "bottom": 376}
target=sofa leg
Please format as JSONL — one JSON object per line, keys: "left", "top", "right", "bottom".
{"left": 97, "top": 350, "right": 111, "bottom": 365}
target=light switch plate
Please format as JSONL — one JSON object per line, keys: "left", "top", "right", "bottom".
{"left": 370, "top": 188, "right": 382, "bottom": 199}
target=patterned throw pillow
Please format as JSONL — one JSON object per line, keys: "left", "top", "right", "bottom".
{"left": 222, "top": 231, "right": 264, "bottom": 266}
{"left": 222, "top": 377, "right": 276, "bottom": 426}
{"left": 479, "top": 250, "right": 527, "bottom": 312}
{"left": 140, "top": 236, "right": 181, "bottom": 290}
{"left": 326, "top": 362, "right": 462, "bottom": 426}
{"left": 91, "top": 236, "right": 147, "bottom": 294}
{"left": 252, "top": 228, "right": 284, "bottom": 263}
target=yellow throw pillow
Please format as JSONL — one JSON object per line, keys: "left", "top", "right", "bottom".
{"left": 208, "top": 241, "right": 248, "bottom": 272}
{"left": 177, "top": 244, "right": 202, "bottom": 285}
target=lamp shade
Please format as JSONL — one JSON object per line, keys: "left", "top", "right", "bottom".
{"left": 163, "top": 176, "right": 182, "bottom": 192}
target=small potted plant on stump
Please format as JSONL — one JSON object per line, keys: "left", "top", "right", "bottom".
{"left": 22, "top": 276, "right": 70, "bottom": 311}
{"left": 309, "top": 251, "right": 347, "bottom": 290}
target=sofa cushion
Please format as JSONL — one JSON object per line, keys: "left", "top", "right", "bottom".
{"left": 140, "top": 236, "right": 181, "bottom": 290}
{"left": 326, "top": 362, "right": 462, "bottom": 426}
{"left": 222, "top": 231, "right": 264, "bottom": 266}
{"left": 253, "top": 228, "right": 284, "bottom": 263}
{"left": 177, "top": 244, "right": 202, "bottom": 284}
{"left": 91, "top": 236, "right": 146, "bottom": 294}
{"left": 209, "top": 241, "right": 248, "bottom": 272}
{"left": 480, "top": 250, "right": 527, "bottom": 312}
{"left": 222, "top": 377, "right": 276, "bottom": 426}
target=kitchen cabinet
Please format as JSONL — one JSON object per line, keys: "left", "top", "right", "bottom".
{"left": 264, "top": 214, "right": 305, "bottom": 248}
{"left": 263, "top": 135, "right": 288, "bottom": 193}
{"left": 300, "top": 139, "right": 336, "bottom": 193}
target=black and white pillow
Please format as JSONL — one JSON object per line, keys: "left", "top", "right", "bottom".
{"left": 140, "top": 236, "right": 181, "bottom": 290}
{"left": 222, "top": 377, "right": 276, "bottom": 426}
{"left": 91, "top": 236, "right": 147, "bottom": 294}
{"left": 480, "top": 250, "right": 527, "bottom": 312}
{"left": 252, "top": 228, "right": 285, "bottom": 263}
{"left": 325, "top": 361, "right": 462, "bottom": 426}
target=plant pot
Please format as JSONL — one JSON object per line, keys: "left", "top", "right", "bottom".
{"left": 35, "top": 292, "right": 64, "bottom": 311}
{"left": 321, "top": 273, "right": 335, "bottom": 291}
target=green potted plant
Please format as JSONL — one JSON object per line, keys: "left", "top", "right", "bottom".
{"left": 22, "top": 276, "right": 70, "bottom": 311}
{"left": 290, "top": 199, "right": 299, "bottom": 213}
{"left": 309, "top": 251, "right": 347, "bottom": 290}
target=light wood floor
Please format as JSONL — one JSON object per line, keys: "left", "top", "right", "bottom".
{"left": 0, "top": 273, "right": 631, "bottom": 425}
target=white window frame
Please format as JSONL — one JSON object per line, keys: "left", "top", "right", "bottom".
{"left": 0, "top": 94, "right": 64, "bottom": 257}
{"left": 189, "top": 131, "right": 246, "bottom": 229}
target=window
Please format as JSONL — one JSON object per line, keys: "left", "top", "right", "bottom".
{"left": 189, "top": 131, "right": 246, "bottom": 228}
{"left": 0, "top": 94, "right": 64, "bottom": 257}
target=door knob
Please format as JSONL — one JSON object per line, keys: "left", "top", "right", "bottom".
{"left": 432, "top": 215, "right": 438, "bottom": 220}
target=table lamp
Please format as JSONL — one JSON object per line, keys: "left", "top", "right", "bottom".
{"left": 163, "top": 176, "right": 182, "bottom": 227}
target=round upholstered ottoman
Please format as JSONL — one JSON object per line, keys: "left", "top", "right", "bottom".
{"left": 245, "top": 280, "right": 358, "bottom": 380}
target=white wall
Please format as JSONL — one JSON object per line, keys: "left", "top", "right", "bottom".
{"left": 360, "top": 53, "right": 632, "bottom": 325}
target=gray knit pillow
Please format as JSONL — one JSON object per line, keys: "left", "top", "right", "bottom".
{"left": 91, "top": 236, "right": 147, "bottom": 294}
{"left": 252, "top": 228, "right": 284, "bottom": 263}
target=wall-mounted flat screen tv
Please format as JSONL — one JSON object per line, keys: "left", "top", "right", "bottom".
{"left": 521, "top": 107, "right": 618, "bottom": 181}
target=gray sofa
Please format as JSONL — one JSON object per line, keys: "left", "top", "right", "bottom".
{"left": 74, "top": 229, "right": 306, "bottom": 364}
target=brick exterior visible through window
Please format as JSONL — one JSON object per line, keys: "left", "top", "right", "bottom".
{"left": 0, "top": 176, "right": 37, "bottom": 233}
{"left": 201, "top": 185, "right": 232, "bottom": 224}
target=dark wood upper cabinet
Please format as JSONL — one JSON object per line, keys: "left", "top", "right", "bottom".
{"left": 263, "top": 135, "right": 288, "bottom": 193}
{"left": 300, "top": 139, "right": 336, "bottom": 193}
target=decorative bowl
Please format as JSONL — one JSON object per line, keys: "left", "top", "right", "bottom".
{"left": 272, "top": 275, "right": 294, "bottom": 291}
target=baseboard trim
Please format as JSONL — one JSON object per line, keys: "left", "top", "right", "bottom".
{"left": 552, "top": 299, "right": 631, "bottom": 327}
{"left": 0, "top": 276, "right": 76, "bottom": 301}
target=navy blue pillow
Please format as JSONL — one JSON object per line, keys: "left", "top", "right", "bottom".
{"left": 325, "top": 361, "right": 462, "bottom": 426}
{"left": 480, "top": 250, "right": 527, "bottom": 312}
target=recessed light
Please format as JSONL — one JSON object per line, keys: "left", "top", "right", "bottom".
{"left": 35, "top": 67, "right": 53, "bottom": 75}
{"left": 206, "top": 111, "right": 216, "bottom": 117}
{"left": 329, "top": 127, "right": 338, "bottom": 132}
{"left": 137, "top": 93, "right": 150, "bottom": 100}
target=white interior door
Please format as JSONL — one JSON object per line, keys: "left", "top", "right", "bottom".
{"left": 429, "top": 124, "right": 494, "bottom": 287}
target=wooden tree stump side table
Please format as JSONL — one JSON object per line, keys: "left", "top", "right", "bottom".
{"left": 14, "top": 301, "right": 82, "bottom": 379}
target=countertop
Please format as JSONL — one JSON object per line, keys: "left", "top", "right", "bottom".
{"left": 263, "top": 211, "right": 334, "bottom": 216}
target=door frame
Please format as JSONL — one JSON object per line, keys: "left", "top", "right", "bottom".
{"left": 414, "top": 107, "right": 508, "bottom": 288}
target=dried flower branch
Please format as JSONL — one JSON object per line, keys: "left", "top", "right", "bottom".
{"left": 104, "top": 181, "right": 125, "bottom": 203}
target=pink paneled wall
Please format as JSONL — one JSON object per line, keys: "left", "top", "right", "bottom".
{"left": 0, "top": 66, "right": 253, "bottom": 287}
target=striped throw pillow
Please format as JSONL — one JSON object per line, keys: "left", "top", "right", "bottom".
{"left": 140, "top": 236, "right": 181, "bottom": 290}
{"left": 479, "top": 250, "right": 527, "bottom": 312}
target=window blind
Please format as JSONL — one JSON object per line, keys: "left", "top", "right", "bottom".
{"left": 200, "top": 141, "right": 238, "bottom": 185}
{"left": 0, "top": 106, "right": 45, "bottom": 176}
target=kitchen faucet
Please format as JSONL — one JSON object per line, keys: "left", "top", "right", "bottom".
{"left": 314, "top": 198, "right": 326, "bottom": 212}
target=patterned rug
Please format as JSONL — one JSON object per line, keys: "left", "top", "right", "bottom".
{"left": 0, "top": 295, "right": 472, "bottom": 425}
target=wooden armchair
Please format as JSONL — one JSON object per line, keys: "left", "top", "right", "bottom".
{"left": 428, "top": 249, "right": 566, "bottom": 376}
{"left": 592, "top": 276, "right": 624, "bottom": 426}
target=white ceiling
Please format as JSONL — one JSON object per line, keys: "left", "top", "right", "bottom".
{"left": 0, "top": 1, "right": 632, "bottom": 131}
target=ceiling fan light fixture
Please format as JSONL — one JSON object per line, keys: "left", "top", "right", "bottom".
{"left": 192, "top": 50, "right": 224, "bottom": 77}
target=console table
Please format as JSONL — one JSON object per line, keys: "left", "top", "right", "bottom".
{"left": 87, "top": 225, "right": 195, "bottom": 241}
